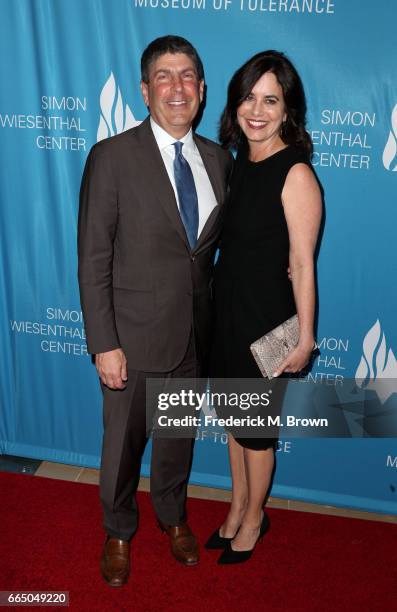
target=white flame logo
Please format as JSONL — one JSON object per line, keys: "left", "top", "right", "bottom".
{"left": 355, "top": 320, "right": 397, "bottom": 403}
{"left": 97, "top": 72, "right": 141, "bottom": 141}
{"left": 382, "top": 103, "right": 397, "bottom": 171}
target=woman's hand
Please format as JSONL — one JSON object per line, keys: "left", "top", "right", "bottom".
{"left": 273, "top": 342, "right": 315, "bottom": 377}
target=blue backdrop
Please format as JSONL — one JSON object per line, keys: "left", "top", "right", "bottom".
{"left": 1, "top": 0, "right": 396, "bottom": 514}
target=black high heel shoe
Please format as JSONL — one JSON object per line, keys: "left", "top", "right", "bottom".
{"left": 205, "top": 526, "right": 239, "bottom": 550}
{"left": 217, "top": 512, "right": 270, "bottom": 564}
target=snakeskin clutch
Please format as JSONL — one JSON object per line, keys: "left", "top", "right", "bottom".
{"left": 250, "top": 314, "right": 299, "bottom": 380}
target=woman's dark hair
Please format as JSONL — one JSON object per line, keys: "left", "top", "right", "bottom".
{"left": 219, "top": 50, "right": 312, "bottom": 157}
{"left": 141, "top": 35, "right": 204, "bottom": 83}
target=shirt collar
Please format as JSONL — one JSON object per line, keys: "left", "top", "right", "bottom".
{"left": 150, "top": 117, "right": 195, "bottom": 153}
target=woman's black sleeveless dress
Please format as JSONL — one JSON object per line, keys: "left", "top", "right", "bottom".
{"left": 210, "top": 145, "right": 311, "bottom": 450}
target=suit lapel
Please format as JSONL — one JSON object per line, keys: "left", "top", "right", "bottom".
{"left": 135, "top": 118, "right": 190, "bottom": 249}
{"left": 194, "top": 135, "right": 223, "bottom": 206}
{"left": 193, "top": 135, "right": 224, "bottom": 252}
{"left": 133, "top": 118, "right": 226, "bottom": 253}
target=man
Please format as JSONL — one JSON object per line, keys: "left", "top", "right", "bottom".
{"left": 78, "top": 35, "right": 232, "bottom": 586}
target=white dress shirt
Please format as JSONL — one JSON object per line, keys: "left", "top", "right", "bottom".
{"left": 150, "top": 117, "right": 218, "bottom": 238}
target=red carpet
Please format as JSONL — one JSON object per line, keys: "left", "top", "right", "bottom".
{"left": 0, "top": 472, "right": 395, "bottom": 612}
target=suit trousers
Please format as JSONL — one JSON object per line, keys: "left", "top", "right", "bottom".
{"left": 99, "top": 334, "right": 199, "bottom": 541}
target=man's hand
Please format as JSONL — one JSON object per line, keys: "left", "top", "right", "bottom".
{"left": 95, "top": 348, "right": 128, "bottom": 389}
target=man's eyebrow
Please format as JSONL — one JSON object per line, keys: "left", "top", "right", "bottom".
{"left": 153, "top": 67, "right": 197, "bottom": 76}
{"left": 153, "top": 68, "right": 171, "bottom": 75}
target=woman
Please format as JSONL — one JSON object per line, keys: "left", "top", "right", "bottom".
{"left": 206, "top": 51, "right": 322, "bottom": 564}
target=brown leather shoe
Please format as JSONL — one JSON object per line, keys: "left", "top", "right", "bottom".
{"left": 100, "top": 537, "right": 130, "bottom": 587}
{"left": 159, "top": 522, "right": 199, "bottom": 566}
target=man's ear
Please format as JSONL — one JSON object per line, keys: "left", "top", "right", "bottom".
{"left": 199, "top": 80, "right": 204, "bottom": 104}
{"left": 140, "top": 80, "right": 149, "bottom": 107}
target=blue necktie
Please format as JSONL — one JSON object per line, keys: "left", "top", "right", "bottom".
{"left": 173, "top": 141, "right": 199, "bottom": 249}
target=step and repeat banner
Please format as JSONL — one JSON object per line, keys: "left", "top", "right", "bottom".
{"left": 1, "top": 0, "right": 396, "bottom": 514}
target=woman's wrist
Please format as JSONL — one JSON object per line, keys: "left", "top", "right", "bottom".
{"left": 297, "top": 336, "right": 316, "bottom": 352}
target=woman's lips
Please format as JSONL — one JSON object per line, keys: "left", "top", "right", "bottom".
{"left": 245, "top": 119, "right": 268, "bottom": 129}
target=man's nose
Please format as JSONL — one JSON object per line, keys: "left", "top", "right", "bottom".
{"left": 170, "top": 74, "right": 183, "bottom": 90}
